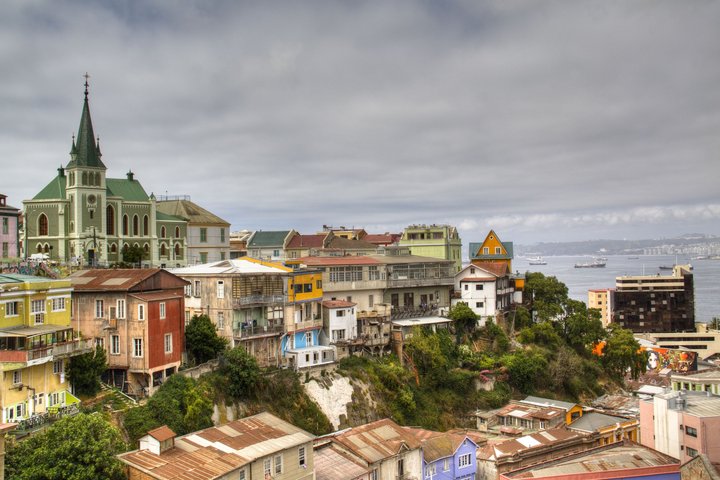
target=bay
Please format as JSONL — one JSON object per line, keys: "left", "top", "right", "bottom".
{"left": 513, "top": 255, "right": 720, "bottom": 323}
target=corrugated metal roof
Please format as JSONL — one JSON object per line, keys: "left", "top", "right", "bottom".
{"left": 315, "top": 445, "right": 369, "bottom": 480}
{"left": 332, "top": 418, "right": 421, "bottom": 464}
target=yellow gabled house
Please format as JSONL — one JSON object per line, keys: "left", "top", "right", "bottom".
{"left": 469, "top": 230, "right": 524, "bottom": 291}
{"left": 0, "top": 274, "right": 91, "bottom": 423}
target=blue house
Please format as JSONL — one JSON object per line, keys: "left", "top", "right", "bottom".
{"left": 421, "top": 432, "right": 478, "bottom": 480}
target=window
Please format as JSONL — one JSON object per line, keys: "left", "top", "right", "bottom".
{"left": 476, "top": 302, "right": 484, "bottom": 308}
{"left": 464, "top": 284, "right": 468, "bottom": 291}
{"left": 194, "top": 280, "right": 201, "bottom": 297}
{"left": 483, "top": 247, "right": 489, "bottom": 255}
{"left": 332, "top": 330, "right": 345, "bottom": 342}
{"left": 117, "top": 299, "right": 126, "bottom": 319}
{"left": 263, "top": 458, "right": 271, "bottom": 476}
{"left": 175, "top": 226, "right": 180, "bottom": 238}
{"left": 274, "top": 454, "right": 283, "bottom": 475}
{"left": 137, "top": 304, "right": 145, "bottom": 321}
{"left": 111, "top": 335, "right": 120, "bottom": 355}
{"left": 459, "top": 453, "right": 471, "bottom": 468}
{"left": 185, "top": 311, "right": 191, "bottom": 325}
{"left": 95, "top": 338, "right": 104, "bottom": 349}
{"left": 368, "top": 266, "right": 380, "bottom": 280}
{"left": 133, "top": 215, "right": 139, "bottom": 236}
{"left": 2, "top": 218, "right": 7, "bottom": 235}
{"left": 123, "top": 215, "right": 129, "bottom": 235}
{"left": 200, "top": 252, "right": 208, "bottom": 263}
{"left": 220, "top": 228, "right": 225, "bottom": 243}
{"left": 369, "top": 294, "right": 374, "bottom": 307}
{"left": 305, "top": 332, "right": 313, "bottom": 346}
{"left": 476, "top": 284, "right": 484, "bottom": 290}
{"left": 38, "top": 214, "right": 48, "bottom": 236}
{"left": 200, "top": 228, "right": 207, "bottom": 242}
{"left": 371, "top": 470, "right": 378, "bottom": 480}
{"left": 687, "top": 447, "right": 698, "bottom": 457}
{"left": 32, "top": 299, "right": 45, "bottom": 324}
{"left": 2, "top": 242, "right": 7, "bottom": 258}
{"left": 164, "top": 333, "right": 172, "bottom": 353}
{"left": 217, "top": 280, "right": 225, "bottom": 299}
{"left": 686, "top": 426, "right": 698, "bottom": 437}
{"left": 298, "top": 446, "right": 306, "bottom": 467}
{"left": 316, "top": 280, "right": 322, "bottom": 290}
{"left": 239, "top": 468, "right": 246, "bottom": 480}
{"left": 217, "top": 311, "right": 224, "bottom": 329}
{"left": 143, "top": 215, "right": 149, "bottom": 236}
{"left": 495, "top": 246, "right": 502, "bottom": 254}
{"left": 336, "top": 309, "right": 345, "bottom": 317}
{"left": 443, "top": 458, "right": 450, "bottom": 471}
{"left": 133, "top": 338, "right": 143, "bottom": 357}
{"left": 95, "top": 299, "right": 104, "bottom": 318}
{"left": 425, "top": 463, "right": 436, "bottom": 478}
{"left": 398, "top": 457, "right": 405, "bottom": 476}
{"left": 12, "top": 370, "right": 21, "bottom": 385}
{"left": 159, "top": 302, "right": 166, "bottom": 319}
{"left": 5, "top": 301, "right": 18, "bottom": 316}
{"left": 273, "top": 249, "right": 280, "bottom": 257}
{"left": 53, "top": 360, "right": 64, "bottom": 374}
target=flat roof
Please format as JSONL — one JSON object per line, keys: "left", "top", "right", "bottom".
{"left": 392, "top": 316, "right": 452, "bottom": 328}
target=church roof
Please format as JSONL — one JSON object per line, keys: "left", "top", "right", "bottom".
{"left": 33, "top": 174, "right": 66, "bottom": 200}
{"left": 66, "top": 80, "right": 106, "bottom": 169}
{"left": 248, "top": 231, "right": 291, "bottom": 248}
{"left": 106, "top": 178, "right": 149, "bottom": 202}
{"left": 156, "top": 199, "right": 229, "bottom": 226}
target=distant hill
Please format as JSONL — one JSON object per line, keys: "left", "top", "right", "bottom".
{"left": 517, "top": 234, "right": 720, "bottom": 256}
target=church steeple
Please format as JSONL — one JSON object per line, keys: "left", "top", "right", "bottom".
{"left": 67, "top": 73, "right": 106, "bottom": 169}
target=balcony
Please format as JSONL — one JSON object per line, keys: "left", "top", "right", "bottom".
{"left": 233, "top": 324, "right": 284, "bottom": 339}
{"left": 232, "top": 295, "right": 285, "bottom": 308}
{"left": 0, "top": 338, "right": 94, "bottom": 366}
{"left": 386, "top": 276, "right": 453, "bottom": 288}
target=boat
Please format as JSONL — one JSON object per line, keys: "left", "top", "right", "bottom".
{"left": 627, "top": 256, "right": 639, "bottom": 259}
{"left": 528, "top": 256, "right": 547, "bottom": 265}
{"left": 574, "top": 259, "right": 606, "bottom": 268}
{"left": 658, "top": 265, "right": 674, "bottom": 270}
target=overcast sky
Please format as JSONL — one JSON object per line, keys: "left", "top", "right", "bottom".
{"left": 2, "top": 1, "right": 719, "bottom": 246}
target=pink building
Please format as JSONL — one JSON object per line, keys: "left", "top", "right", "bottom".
{"left": 640, "top": 389, "right": 720, "bottom": 463}
{"left": 0, "top": 194, "right": 20, "bottom": 259}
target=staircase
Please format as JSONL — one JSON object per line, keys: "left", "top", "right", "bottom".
{"left": 100, "top": 383, "right": 137, "bottom": 410}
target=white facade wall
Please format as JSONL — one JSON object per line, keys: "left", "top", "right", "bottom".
{"left": 187, "top": 225, "right": 230, "bottom": 264}
{"left": 326, "top": 307, "right": 358, "bottom": 342}
{"left": 376, "top": 449, "right": 422, "bottom": 480}
{"left": 324, "top": 289, "right": 384, "bottom": 313}
{"left": 654, "top": 397, "right": 681, "bottom": 459}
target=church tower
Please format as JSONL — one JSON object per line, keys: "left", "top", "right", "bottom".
{"left": 65, "top": 75, "right": 107, "bottom": 265}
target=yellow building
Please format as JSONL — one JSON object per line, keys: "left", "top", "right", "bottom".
{"left": 469, "top": 230, "right": 514, "bottom": 271}
{"left": 588, "top": 288, "right": 613, "bottom": 328}
{"left": 0, "top": 274, "right": 91, "bottom": 423}
{"left": 568, "top": 412, "right": 639, "bottom": 446}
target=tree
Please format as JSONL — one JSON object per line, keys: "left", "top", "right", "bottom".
{"left": 709, "top": 316, "right": 720, "bottom": 330}
{"left": 448, "top": 303, "right": 478, "bottom": 340}
{"left": 601, "top": 325, "right": 647, "bottom": 380}
{"left": 560, "top": 300, "right": 605, "bottom": 355}
{"left": 221, "top": 347, "right": 261, "bottom": 400}
{"left": 67, "top": 345, "right": 107, "bottom": 396}
{"left": 501, "top": 349, "right": 548, "bottom": 394}
{"left": 122, "top": 244, "right": 145, "bottom": 265}
{"left": 185, "top": 314, "right": 228, "bottom": 364}
{"left": 6, "top": 413, "right": 127, "bottom": 480}
{"left": 525, "top": 272, "right": 568, "bottom": 322}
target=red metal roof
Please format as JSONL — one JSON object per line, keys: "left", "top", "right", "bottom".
{"left": 286, "top": 234, "right": 327, "bottom": 249}
{"left": 148, "top": 425, "right": 177, "bottom": 442}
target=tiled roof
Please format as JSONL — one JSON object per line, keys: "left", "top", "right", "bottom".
{"left": 118, "top": 412, "right": 314, "bottom": 480}
{"left": 286, "top": 234, "right": 327, "bottom": 249}
{"left": 156, "top": 200, "right": 229, "bottom": 226}
{"left": 333, "top": 418, "right": 422, "bottom": 464}
{"left": 325, "top": 237, "right": 377, "bottom": 250}
{"left": 322, "top": 300, "right": 357, "bottom": 309}
{"left": 248, "top": 231, "right": 291, "bottom": 248}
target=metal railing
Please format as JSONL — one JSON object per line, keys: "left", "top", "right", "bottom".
{"left": 232, "top": 295, "right": 285, "bottom": 307}
{"left": 233, "top": 324, "right": 284, "bottom": 338}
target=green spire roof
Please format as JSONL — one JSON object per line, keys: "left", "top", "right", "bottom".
{"left": 66, "top": 77, "right": 106, "bottom": 170}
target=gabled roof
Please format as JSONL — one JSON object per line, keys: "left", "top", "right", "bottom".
{"left": 363, "top": 233, "right": 401, "bottom": 245}
{"left": 315, "top": 444, "right": 369, "bottom": 480}
{"left": 402, "top": 427, "right": 477, "bottom": 463}
{"left": 332, "top": 418, "right": 422, "bottom": 464}
{"left": 247, "top": 230, "right": 291, "bottom": 248}
{"left": 286, "top": 233, "right": 327, "bottom": 249}
{"left": 156, "top": 199, "right": 229, "bottom": 226}
{"left": 568, "top": 412, "right": 634, "bottom": 433}
{"left": 147, "top": 426, "right": 176, "bottom": 442}
{"left": 106, "top": 178, "right": 150, "bottom": 202}
{"left": 477, "top": 428, "right": 583, "bottom": 461}
{"left": 70, "top": 268, "right": 188, "bottom": 292}
{"left": 33, "top": 174, "right": 67, "bottom": 200}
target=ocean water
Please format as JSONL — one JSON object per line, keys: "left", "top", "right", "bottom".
{"left": 513, "top": 255, "right": 720, "bottom": 323}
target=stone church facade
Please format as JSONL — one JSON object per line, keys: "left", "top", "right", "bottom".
{"left": 23, "top": 81, "right": 189, "bottom": 267}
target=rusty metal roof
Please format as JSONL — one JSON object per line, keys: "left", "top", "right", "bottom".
{"left": 315, "top": 444, "right": 369, "bottom": 480}
{"left": 118, "top": 412, "right": 314, "bottom": 479}
{"left": 332, "top": 418, "right": 422, "bottom": 464}
{"left": 148, "top": 426, "right": 177, "bottom": 442}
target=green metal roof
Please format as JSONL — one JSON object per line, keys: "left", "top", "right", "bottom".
{"left": 156, "top": 211, "right": 187, "bottom": 222}
{"left": 66, "top": 91, "right": 106, "bottom": 169}
{"left": 106, "top": 178, "right": 149, "bottom": 202}
{"left": 248, "top": 231, "right": 290, "bottom": 248}
{"left": 469, "top": 241, "right": 514, "bottom": 260}
{"left": 33, "top": 174, "right": 67, "bottom": 200}
{"left": 0, "top": 273, "right": 57, "bottom": 284}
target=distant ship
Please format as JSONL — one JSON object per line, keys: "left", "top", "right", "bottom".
{"left": 574, "top": 259, "right": 606, "bottom": 268}
{"left": 528, "top": 256, "right": 547, "bottom": 265}
{"left": 627, "top": 256, "right": 640, "bottom": 259}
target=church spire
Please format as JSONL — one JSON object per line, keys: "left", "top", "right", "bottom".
{"left": 67, "top": 73, "right": 106, "bottom": 169}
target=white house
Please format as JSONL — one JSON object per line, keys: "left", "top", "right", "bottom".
{"left": 322, "top": 300, "right": 358, "bottom": 361}
{"left": 452, "top": 264, "right": 500, "bottom": 325}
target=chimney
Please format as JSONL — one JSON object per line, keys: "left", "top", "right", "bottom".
{"left": 58, "top": 166, "right": 65, "bottom": 177}
{"left": 127, "top": 170, "right": 134, "bottom": 181}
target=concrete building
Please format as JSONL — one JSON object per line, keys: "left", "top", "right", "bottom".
{"left": 155, "top": 196, "right": 230, "bottom": 266}
{"left": 246, "top": 230, "right": 295, "bottom": 262}
{"left": 452, "top": 262, "right": 519, "bottom": 324}
{"left": 399, "top": 224, "right": 462, "bottom": 273}
{"left": 118, "top": 411, "right": 315, "bottom": 480}
{"left": 588, "top": 288, "right": 614, "bottom": 328}
{"left": 0, "top": 195, "right": 20, "bottom": 260}
{"left": 567, "top": 412, "right": 639, "bottom": 446}
{"left": 612, "top": 265, "right": 695, "bottom": 333}
{"left": 70, "top": 269, "right": 187, "bottom": 397}
{"left": 322, "top": 300, "right": 357, "bottom": 361}
{"left": 639, "top": 389, "right": 720, "bottom": 463}
{"left": 670, "top": 369, "right": 720, "bottom": 396}
{"left": 0, "top": 274, "right": 92, "bottom": 423}
{"left": 22, "top": 79, "right": 189, "bottom": 267}
{"left": 636, "top": 325, "right": 720, "bottom": 361}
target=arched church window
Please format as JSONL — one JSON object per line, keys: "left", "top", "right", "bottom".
{"left": 38, "top": 214, "right": 49, "bottom": 236}
{"left": 122, "top": 244, "right": 129, "bottom": 253}
{"left": 161, "top": 226, "right": 166, "bottom": 238}
{"left": 106, "top": 205, "right": 115, "bottom": 235}
{"left": 133, "top": 215, "right": 139, "bottom": 236}
{"left": 143, "top": 243, "right": 149, "bottom": 253}
{"left": 111, "top": 243, "right": 117, "bottom": 253}
{"left": 95, "top": 173, "right": 101, "bottom": 186}
{"left": 36, "top": 244, "right": 43, "bottom": 253}
{"left": 175, "top": 226, "right": 180, "bottom": 238}
{"left": 174, "top": 243, "right": 181, "bottom": 257}
{"left": 123, "top": 215, "right": 129, "bottom": 236}
{"left": 82, "top": 172, "right": 87, "bottom": 185}
{"left": 143, "top": 215, "right": 149, "bottom": 236}
{"left": 161, "top": 244, "right": 167, "bottom": 256}
{"left": 43, "top": 244, "right": 50, "bottom": 253}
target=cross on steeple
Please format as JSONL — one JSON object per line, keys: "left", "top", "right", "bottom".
{"left": 83, "top": 72, "right": 90, "bottom": 98}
